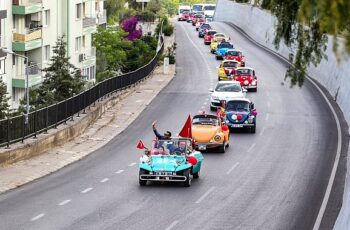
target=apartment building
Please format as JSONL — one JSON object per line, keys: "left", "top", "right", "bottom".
{"left": 0, "top": 0, "right": 106, "bottom": 109}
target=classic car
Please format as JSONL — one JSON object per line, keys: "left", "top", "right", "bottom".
{"left": 217, "top": 60, "right": 241, "bottom": 81}
{"left": 204, "top": 30, "right": 217, "bottom": 45}
{"left": 224, "top": 49, "right": 245, "bottom": 66}
{"left": 192, "top": 114, "right": 230, "bottom": 153}
{"left": 192, "top": 14, "right": 205, "bottom": 26}
{"left": 210, "top": 33, "right": 230, "bottom": 53}
{"left": 195, "top": 19, "right": 205, "bottom": 31}
{"left": 234, "top": 67, "right": 257, "bottom": 92}
{"left": 215, "top": 42, "right": 234, "bottom": 60}
{"left": 224, "top": 98, "right": 257, "bottom": 133}
{"left": 198, "top": 23, "right": 211, "bottom": 37}
{"left": 210, "top": 81, "right": 246, "bottom": 111}
{"left": 139, "top": 138, "right": 204, "bottom": 187}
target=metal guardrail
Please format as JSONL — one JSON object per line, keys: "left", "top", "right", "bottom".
{"left": 0, "top": 34, "right": 165, "bottom": 147}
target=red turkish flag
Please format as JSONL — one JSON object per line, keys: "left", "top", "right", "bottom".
{"left": 179, "top": 115, "right": 192, "bottom": 138}
{"left": 136, "top": 140, "right": 147, "bottom": 150}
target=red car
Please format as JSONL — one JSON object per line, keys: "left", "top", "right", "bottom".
{"left": 204, "top": 30, "right": 217, "bottom": 45}
{"left": 224, "top": 49, "right": 245, "bottom": 66}
{"left": 179, "top": 10, "right": 190, "bottom": 21}
{"left": 234, "top": 67, "right": 257, "bottom": 92}
{"left": 192, "top": 14, "right": 204, "bottom": 26}
{"left": 187, "top": 12, "right": 196, "bottom": 23}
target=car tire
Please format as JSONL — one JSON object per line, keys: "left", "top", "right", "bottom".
{"left": 251, "top": 126, "right": 256, "bottom": 133}
{"left": 218, "top": 76, "right": 221, "bottom": 81}
{"left": 216, "top": 56, "right": 219, "bottom": 60}
{"left": 210, "top": 106, "right": 216, "bottom": 111}
{"left": 193, "top": 170, "right": 200, "bottom": 179}
{"left": 139, "top": 169, "right": 147, "bottom": 186}
{"left": 183, "top": 169, "right": 191, "bottom": 187}
{"left": 218, "top": 142, "right": 226, "bottom": 153}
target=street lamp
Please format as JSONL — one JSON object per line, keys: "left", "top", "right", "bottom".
{"left": 0, "top": 48, "right": 30, "bottom": 125}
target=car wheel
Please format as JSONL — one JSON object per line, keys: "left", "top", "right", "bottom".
{"left": 218, "top": 76, "right": 221, "bottom": 81}
{"left": 218, "top": 142, "right": 226, "bottom": 153}
{"left": 216, "top": 55, "right": 219, "bottom": 60}
{"left": 251, "top": 126, "right": 256, "bottom": 133}
{"left": 139, "top": 169, "right": 147, "bottom": 186}
{"left": 210, "top": 106, "right": 216, "bottom": 111}
{"left": 193, "top": 170, "right": 200, "bottom": 179}
{"left": 183, "top": 169, "right": 191, "bottom": 187}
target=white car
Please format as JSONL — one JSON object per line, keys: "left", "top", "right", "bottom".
{"left": 210, "top": 81, "right": 246, "bottom": 111}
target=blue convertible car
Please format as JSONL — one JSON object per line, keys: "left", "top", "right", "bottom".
{"left": 215, "top": 41, "right": 234, "bottom": 60}
{"left": 139, "top": 138, "right": 204, "bottom": 187}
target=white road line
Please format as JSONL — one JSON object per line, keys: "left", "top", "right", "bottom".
{"left": 265, "top": 113, "right": 269, "bottom": 121}
{"left": 195, "top": 186, "right": 215, "bottom": 204}
{"left": 226, "top": 163, "right": 239, "bottom": 175}
{"left": 247, "top": 143, "right": 256, "bottom": 153}
{"left": 201, "top": 106, "right": 205, "bottom": 109}
{"left": 165, "top": 220, "right": 179, "bottom": 230}
{"left": 203, "top": 102, "right": 207, "bottom": 105}
{"left": 81, "top": 187, "right": 93, "bottom": 194}
{"left": 129, "top": 162, "right": 137, "bottom": 167}
{"left": 58, "top": 199, "right": 71, "bottom": 206}
{"left": 100, "top": 178, "right": 110, "bottom": 183}
{"left": 115, "top": 169, "right": 124, "bottom": 174}
{"left": 259, "top": 127, "right": 266, "bottom": 136}
{"left": 31, "top": 213, "right": 45, "bottom": 221}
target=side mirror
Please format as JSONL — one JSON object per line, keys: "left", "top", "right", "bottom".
{"left": 251, "top": 109, "right": 258, "bottom": 116}
{"left": 242, "top": 88, "right": 248, "bottom": 93}
{"left": 250, "top": 103, "right": 255, "bottom": 110}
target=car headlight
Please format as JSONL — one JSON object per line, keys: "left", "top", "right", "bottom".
{"left": 248, "top": 115, "right": 255, "bottom": 123}
{"left": 252, "top": 80, "right": 257, "bottom": 86}
{"left": 214, "top": 135, "right": 221, "bottom": 141}
{"left": 211, "top": 95, "right": 219, "bottom": 100}
{"left": 244, "top": 80, "right": 249, "bottom": 85}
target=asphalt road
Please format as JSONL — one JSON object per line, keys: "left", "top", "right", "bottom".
{"left": 0, "top": 21, "right": 340, "bottom": 230}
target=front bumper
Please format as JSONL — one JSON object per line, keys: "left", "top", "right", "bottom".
{"left": 140, "top": 173, "right": 186, "bottom": 182}
{"left": 242, "top": 85, "right": 257, "bottom": 89}
{"left": 226, "top": 123, "right": 255, "bottom": 128}
{"left": 195, "top": 142, "right": 223, "bottom": 150}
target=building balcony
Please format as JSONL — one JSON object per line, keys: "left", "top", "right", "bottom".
{"left": 12, "top": 62, "right": 42, "bottom": 88}
{"left": 12, "top": 28, "right": 42, "bottom": 51}
{"left": 97, "top": 9, "right": 107, "bottom": 26}
{"left": 12, "top": 0, "right": 42, "bottom": 15}
{"left": 78, "top": 47, "right": 96, "bottom": 68}
{"left": 83, "top": 16, "right": 97, "bottom": 34}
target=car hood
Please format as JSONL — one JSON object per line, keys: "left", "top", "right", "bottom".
{"left": 150, "top": 155, "right": 186, "bottom": 172}
{"left": 192, "top": 125, "right": 219, "bottom": 142}
{"left": 212, "top": 91, "right": 245, "bottom": 100}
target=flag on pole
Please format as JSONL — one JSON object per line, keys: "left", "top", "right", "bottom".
{"left": 179, "top": 115, "right": 192, "bottom": 138}
{"left": 136, "top": 140, "right": 147, "bottom": 150}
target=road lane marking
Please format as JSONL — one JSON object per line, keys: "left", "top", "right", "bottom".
{"left": 58, "top": 199, "right": 71, "bottom": 206}
{"left": 165, "top": 220, "right": 179, "bottom": 230}
{"left": 247, "top": 143, "right": 256, "bottom": 153}
{"left": 203, "top": 102, "right": 207, "bottom": 105}
{"left": 226, "top": 163, "right": 239, "bottom": 175}
{"left": 31, "top": 213, "right": 45, "bottom": 221}
{"left": 81, "top": 187, "right": 93, "bottom": 194}
{"left": 129, "top": 162, "right": 137, "bottom": 167}
{"left": 195, "top": 186, "right": 215, "bottom": 204}
{"left": 115, "top": 170, "right": 124, "bottom": 174}
{"left": 259, "top": 127, "right": 266, "bottom": 136}
{"left": 265, "top": 113, "right": 269, "bottom": 121}
{"left": 100, "top": 178, "right": 110, "bottom": 183}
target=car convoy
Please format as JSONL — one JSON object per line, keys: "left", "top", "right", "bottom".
{"left": 138, "top": 4, "right": 260, "bottom": 187}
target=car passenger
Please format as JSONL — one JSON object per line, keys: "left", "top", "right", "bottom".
{"left": 152, "top": 120, "right": 172, "bottom": 140}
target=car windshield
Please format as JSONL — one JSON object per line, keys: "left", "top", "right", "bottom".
{"left": 193, "top": 5, "right": 203, "bottom": 11}
{"left": 223, "top": 62, "right": 238, "bottom": 68}
{"left": 226, "top": 101, "right": 250, "bottom": 112}
{"left": 179, "top": 9, "right": 189, "bottom": 13}
{"left": 227, "top": 50, "right": 241, "bottom": 56}
{"left": 215, "top": 34, "right": 225, "bottom": 38}
{"left": 151, "top": 139, "right": 190, "bottom": 156}
{"left": 192, "top": 117, "right": 219, "bottom": 126}
{"left": 183, "top": 10, "right": 190, "bottom": 14}
{"left": 201, "top": 24, "right": 210, "bottom": 29}
{"left": 207, "top": 31, "right": 216, "bottom": 35}
{"left": 236, "top": 69, "right": 253, "bottom": 76}
{"left": 204, "top": 5, "right": 216, "bottom": 10}
{"left": 215, "top": 83, "right": 241, "bottom": 92}
{"left": 218, "top": 43, "right": 233, "bottom": 49}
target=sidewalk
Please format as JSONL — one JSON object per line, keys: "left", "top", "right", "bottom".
{"left": 0, "top": 35, "right": 176, "bottom": 194}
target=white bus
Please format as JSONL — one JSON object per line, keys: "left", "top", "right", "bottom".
{"left": 192, "top": 3, "right": 205, "bottom": 13}
{"left": 203, "top": 4, "right": 216, "bottom": 17}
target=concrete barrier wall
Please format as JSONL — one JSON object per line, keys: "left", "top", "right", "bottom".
{"left": 213, "top": 0, "right": 349, "bottom": 229}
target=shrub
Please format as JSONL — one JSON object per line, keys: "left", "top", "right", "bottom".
{"left": 163, "top": 24, "right": 174, "bottom": 36}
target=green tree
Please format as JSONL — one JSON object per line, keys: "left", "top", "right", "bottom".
{"left": 0, "top": 78, "right": 9, "bottom": 119}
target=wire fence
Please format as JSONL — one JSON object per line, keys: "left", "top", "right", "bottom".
{"left": 0, "top": 35, "right": 164, "bottom": 148}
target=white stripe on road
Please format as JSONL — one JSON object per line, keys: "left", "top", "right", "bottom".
{"left": 115, "top": 170, "right": 124, "bottom": 174}
{"left": 259, "top": 127, "right": 266, "bottom": 136}
{"left": 165, "top": 220, "right": 179, "bottom": 230}
{"left": 195, "top": 186, "right": 215, "bottom": 204}
{"left": 31, "top": 213, "right": 45, "bottom": 221}
{"left": 247, "top": 143, "right": 256, "bottom": 153}
{"left": 226, "top": 163, "right": 239, "bottom": 175}
{"left": 129, "top": 162, "right": 137, "bottom": 167}
{"left": 100, "top": 178, "right": 110, "bottom": 183}
{"left": 58, "top": 199, "right": 71, "bottom": 206}
{"left": 81, "top": 187, "right": 93, "bottom": 194}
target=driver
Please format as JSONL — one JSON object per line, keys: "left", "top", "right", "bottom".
{"left": 172, "top": 141, "right": 187, "bottom": 155}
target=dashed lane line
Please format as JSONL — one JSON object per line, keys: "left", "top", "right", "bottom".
{"left": 165, "top": 220, "right": 179, "bottom": 230}
{"left": 259, "top": 127, "right": 266, "bottom": 136}
{"left": 129, "top": 162, "right": 137, "bottom": 167}
{"left": 195, "top": 186, "right": 216, "bottom": 204}
{"left": 81, "top": 187, "right": 93, "bottom": 194}
{"left": 247, "top": 143, "right": 256, "bottom": 153}
{"left": 115, "top": 169, "right": 124, "bottom": 174}
{"left": 100, "top": 178, "right": 110, "bottom": 183}
{"left": 226, "top": 163, "right": 239, "bottom": 175}
{"left": 58, "top": 199, "right": 71, "bottom": 206}
{"left": 31, "top": 213, "right": 45, "bottom": 221}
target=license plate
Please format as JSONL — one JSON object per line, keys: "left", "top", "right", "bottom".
{"left": 232, "top": 124, "right": 243, "bottom": 128}
{"left": 198, "top": 144, "right": 206, "bottom": 150}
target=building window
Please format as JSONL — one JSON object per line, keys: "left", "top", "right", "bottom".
{"left": 82, "top": 35, "right": 86, "bottom": 48}
{"left": 75, "top": 36, "right": 81, "bottom": 52}
{"left": 44, "top": 45, "right": 50, "bottom": 61}
{"left": 44, "top": 10, "right": 50, "bottom": 26}
{"left": 76, "top": 3, "right": 82, "bottom": 19}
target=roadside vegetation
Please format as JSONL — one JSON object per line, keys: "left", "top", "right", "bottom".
{"left": 235, "top": 0, "right": 350, "bottom": 86}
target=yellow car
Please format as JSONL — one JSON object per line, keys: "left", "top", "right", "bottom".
{"left": 192, "top": 114, "right": 230, "bottom": 153}
{"left": 217, "top": 60, "right": 240, "bottom": 81}
{"left": 210, "top": 33, "right": 230, "bottom": 53}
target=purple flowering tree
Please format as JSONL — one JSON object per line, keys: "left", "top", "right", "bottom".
{"left": 122, "top": 16, "right": 143, "bottom": 41}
